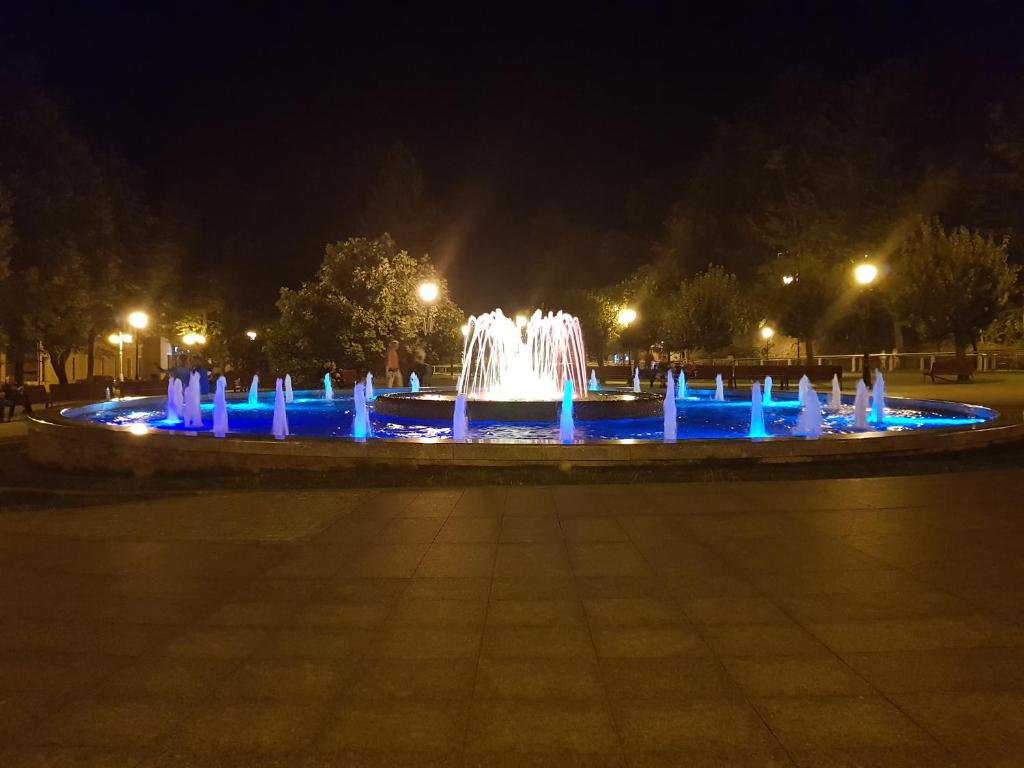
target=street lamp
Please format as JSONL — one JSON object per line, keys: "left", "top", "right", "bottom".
{"left": 760, "top": 325, "right": 775, "bottom": 360}
{"left": 617, "top": 307, "right": 637, "bottom": 327}
{"left": 781, "top": 274, "right": 795, "bottom": 286}
{"left": 245, "top": 330, "right": 257, "bottom": 341}
{"left": 107, "top": 332, "right": 132, "bottom": 381}
{"left": 853, "top": 258, "right": 880, "bottom": 385}
{"left": 127, "top": 311, "right": 149, "bottom": 380}
{"left": 417, "top": 280, "right": 440, "bottom": 334}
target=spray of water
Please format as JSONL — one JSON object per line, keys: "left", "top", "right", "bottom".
{"left": 749, "top": 381, "right": 767, "bottom": 437}
{"left": 559, "top": 380, "right": 575, "bottom": 443}
{"left": 457, "top": 309, "right": 587, "bottom": 400}
{"left": 663, "top": 370, "right": 677, "bottom": 441}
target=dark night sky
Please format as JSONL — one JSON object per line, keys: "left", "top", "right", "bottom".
{"left": 3, "top": 1, "right": 1021, "bottom": 313}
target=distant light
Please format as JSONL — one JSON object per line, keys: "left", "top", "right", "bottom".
{"left": 182, "top": 332, "right": 196, "bottom": 346}
{"left": 108, "top": 332, "right": 131, "bottom": 345}
{"left": 245, "top": 330, "right": 257, "bottom": 341}
{"left": 194, "top": 334, "right": 206, "bottom": 345}
{"left": 127, "top": 311, "right": 149, "bottom": 330}
{"left": 782, "top": 274, "right": 795, "bottom": 285}
{"left": 417, "top": 281, "right": 440, "bottom": 303}
{"left": 617, "top": 307, "right": 637, "bottom": 327}
{"left": 854, "top": 262, "right": 878, "bottom": 286}
{"left": 128, "top": 423, "right": 149, "bottom": 435}
{"left": 515, "top": 314, "right": 528, "bottom": 329}
{"left": 460, "top": 324, "right": 470, "bottom": 337}
{"left": 760, "top": 326, "right": 775, "bottom": 340}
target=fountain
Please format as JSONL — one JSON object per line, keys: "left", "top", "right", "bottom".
{"left": 453, "top": 393, "right": 468, "bottom": 441}
{"left": 677, "top": 370, "right": 687, "bottom": 399}
{"left": 457, "top": 309, "right": 586, "bottom": 400}
{"left": 853, "top": 380, "right": 870, "bottom": 430}
{"left": 795, "top": 384, "right": 823, "bottom": 437}
{"left": 272, "top": 378, "right": 289, "bottom": 439}
{"left": 352, "top": 382, "right": 371, "bottom": 439}
{"left": 798, "top": 374, "right": 811, "bottom": 404}
{"left": 365, "top": 372, "right": 375, "bottom": 401}
{"left": 165, "top": 379, "right": 180, "bottom": 423}
{"left": 374, "top": 309, "right": 662, "bottom": 422}
{"left": 749, "top": 381, "right": 767, "bottom": 437}
{"left": 409, "top": 372, "right": 420, "bottom": 393}
{"left": 284, "top": 374, "right": 294, "bottom": 403}
{"left": 248, "top": 374, "right": 259, "bottom": 406}
{"left": 183, "top": 372, "right": 203, "bottom": 428}
{"left": 213, "top": 376, "right": 229, "bottom": 437}
{"left": 664, "top": 370, "right": 677, "bottom": 441}
{"left": 74, "top": 303, "right": 999, "bottom": 451}
{"left": 173, "top": 378, "right": 184, "bottom": 420}
{"left": 828, "top": 374, "right": 842, "bottom": 411}
{"left": 559, "top": 380, "right": 574, "bottom": 443}
{"left": 871, "top": 369, "right": 886, "bottom": 425}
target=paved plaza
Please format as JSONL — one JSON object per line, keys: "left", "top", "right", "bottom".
{"left": 1, "top": 470, "right": 1023, "bottom": 767}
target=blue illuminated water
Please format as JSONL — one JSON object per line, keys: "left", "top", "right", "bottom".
{"left": 72, "top": 387, "right": 994, "bottom": 442}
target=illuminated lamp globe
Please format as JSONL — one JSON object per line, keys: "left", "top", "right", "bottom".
{"left": 617, "top": 307, "right": 637, "bottom": 327}
{"left": 760, "top": 326, "right": 775, "bottom": 340}
{"left": 854, "top": 263, "right": 878, "bottom": 286}
{"left": 182, "top": 332, "right": 197, "bottom": 347}
{"left": 417, "top": 281, "right": 440, "bottom": 303}
{"left": 246, "top": 330, "right": 257, "bottom": 341}
{"left": 127, "top": 311, "right": 149, "bottom": 330}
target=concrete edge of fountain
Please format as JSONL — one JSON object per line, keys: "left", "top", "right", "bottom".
{"left": 373, "top": 389, "right": 665, "bottom": 422}
{"left": 25, "top": 394, "right": 1023, "bottom": 476}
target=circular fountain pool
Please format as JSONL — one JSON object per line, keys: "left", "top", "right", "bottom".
{"left": 26, "top": 385, "right": 1017, "bottom": 475}
{"left": 63, "top": 387, "right": 996, "bottom": 441}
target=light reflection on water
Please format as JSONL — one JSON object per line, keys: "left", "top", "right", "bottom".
{"left": 81, "top": 389, "right": 990, "bottom": 442}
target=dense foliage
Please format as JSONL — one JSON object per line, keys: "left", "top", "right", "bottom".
{"left": 265, "top": 235, "right": 464, "bottom": 380}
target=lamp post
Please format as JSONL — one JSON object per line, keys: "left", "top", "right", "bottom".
{"left": 127, "top": 311, "right": 149, "bottom": 380}
{"left": 853, "top": 259, "right": 879, "bottom": 385}
{"left": 417, "top": 280, "right": 440, "bottom": 334}
{"left": 107, "top": 332, "right": 133, "bottom": 382}
{"left": 760, "top": 325, "right": 775, "bottom": 360}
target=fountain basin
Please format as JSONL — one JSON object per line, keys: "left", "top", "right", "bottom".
{"left": 373, "top": 389, "right": 664, "bottom": 422}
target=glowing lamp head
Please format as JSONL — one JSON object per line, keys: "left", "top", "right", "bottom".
{"left": 417, "top": 281, "right": 440, "bottom": 304}
{"left": 854, "top": 262, "right": 879, "bottom": 286}
{"left": 127, "top": 311, "right": 149, "bottom": 330}
{"left": 760, "top": 326, "right": 775, "bottom": 340}
{"left": 617, "top": 307, "right": 637, "bottom": 327}
{"left": 245, "top": 330, "right": 257, "bottom": 341}
{"left": 781, "top": 274, "right": 795, "bottom": 285}
{"left": 194, "top": 334, "right": 206, "bottom": 345}
{"left": 182, "top": 332, "right": 196, "bottom": 346}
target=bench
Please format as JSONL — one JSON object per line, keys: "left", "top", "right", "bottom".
{"left": 925, "top": 357, "right": 977, "bottom": 383}
{"left": 118, "top": 380, "right": 168, "bottom": 397}
{"left": 733, "top": 365, "right": 843, "bottom": 390}
{"left": 49, "top": 381, "right": 110, "bottom": 404}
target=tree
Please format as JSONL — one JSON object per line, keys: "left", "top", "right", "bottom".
{"left": 0, "top": 88, "right": 147, "bottom": 383}
{"left": 894, "top": 219, "right": 1018, "bottom": 373}
{"left": 758, "top": 254, "right": 841, "bottom": 362}
{"left": 561, "top": 288, "right": 620, "bottom": 363}
{"left": 266, "top": 234, "right": 464, "bottom": 381}
{"left": 662, "top": 265, "right": 748, "bottom": 357}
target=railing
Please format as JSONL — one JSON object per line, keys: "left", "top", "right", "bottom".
{"left": 579, "top": 350, "right": 1024, "bottom": 374}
